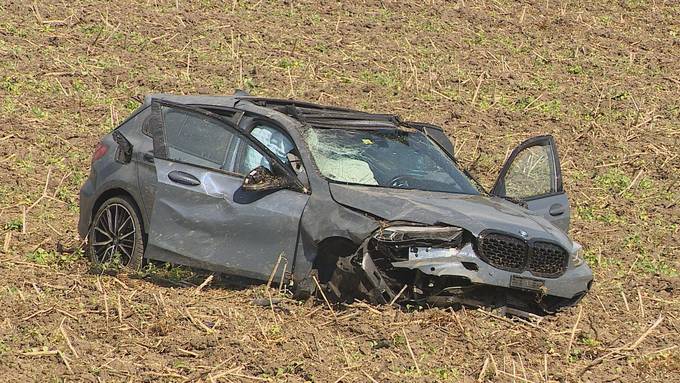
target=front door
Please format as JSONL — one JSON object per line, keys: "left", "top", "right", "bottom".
{"left": 491, "top": 135, "right": 571, "bottom": 232}
{"left": 144, "top": 100, "right": 309, "bottom": 281}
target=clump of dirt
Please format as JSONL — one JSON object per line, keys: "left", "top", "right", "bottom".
{"left": 0, "top": 0, "right": 678, "bottom": 382}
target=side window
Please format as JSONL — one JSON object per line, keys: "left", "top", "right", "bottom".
{"left": 502, "top": 145, "right": 554, "bottom": 199}
{"left": 250, "top": 124, "right": 295, "bottom": 164}
{"left": 161, "top": 107, "right": 235, "bottom": 169}
{"left": 236, "top": 141, "right": 272, "bottom": 175}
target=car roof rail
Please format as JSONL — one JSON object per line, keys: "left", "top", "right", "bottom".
{"left": 238, "top": 96, "right": 401, "bottom": 124}
{"left": 303, "top": 118, "right": 399, "bottom": 129}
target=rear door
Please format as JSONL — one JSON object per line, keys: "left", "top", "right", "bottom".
{"left": 144, "top": 100, "right": 309, "bottom": 281}
{"left": 491, "top": 135, "right": 571, "bottom": 232}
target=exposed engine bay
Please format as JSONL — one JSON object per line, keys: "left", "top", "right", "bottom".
{"left": 323, "top": 225, "right": 590, "bottom": 316}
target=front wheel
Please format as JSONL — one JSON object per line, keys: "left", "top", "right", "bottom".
{"left": 87, "top": 196, "right": 144, "bottom": 271}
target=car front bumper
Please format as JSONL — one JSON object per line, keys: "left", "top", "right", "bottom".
{"left": 327, "top": 238, "right": 594, "bottom": 315}
{"left": 391, "top": 243, "right": 593, "bottom": 300}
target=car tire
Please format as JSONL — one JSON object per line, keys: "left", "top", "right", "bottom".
{"left": 87, "top": 196, "right": 145, "bottom": 271}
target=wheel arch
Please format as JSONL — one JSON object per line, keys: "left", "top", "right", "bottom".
{"left": 91, "top": 187, "right": 147, "bottom": 235}
{"left": 312, "top": 236, "right": 359, "bottom": 282}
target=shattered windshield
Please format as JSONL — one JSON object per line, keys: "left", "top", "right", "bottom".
{"left": 304, "top": 127, "right": 480, "bottom": 195}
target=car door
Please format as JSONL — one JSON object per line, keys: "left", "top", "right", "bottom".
{"left": 491, "top": 135, "right": 571, "bottom": 232}
{"left": 144, "top": 99, "right": 309, "bottom": 281}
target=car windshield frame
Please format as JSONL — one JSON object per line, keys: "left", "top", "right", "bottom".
{"left": 302, "top": 125, "right": 484, "bottom": 196}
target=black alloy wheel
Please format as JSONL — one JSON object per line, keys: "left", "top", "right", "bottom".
{"left": 88, "top": 196, "right": 144, "bottom": 270}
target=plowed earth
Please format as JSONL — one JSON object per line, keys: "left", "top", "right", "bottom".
{"left": 0, "top": 1, "right": 678, "bottom": 382}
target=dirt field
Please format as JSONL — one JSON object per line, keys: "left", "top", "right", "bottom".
{"left": 0, "top": 0, "right": 678, "bottom": 382}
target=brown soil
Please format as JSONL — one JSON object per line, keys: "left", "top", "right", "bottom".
{"left": 0, "top": 0, "right": 678, "bottom": 382}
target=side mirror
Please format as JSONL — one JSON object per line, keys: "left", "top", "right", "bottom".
{"left": 403, "top": 121, "right": 455, "bottom": 157}
{"left": 242, "top": 166, "right": 289, "bottom": 192}
{"left": 422, "top": 126, "right": 455, "bottom": 157}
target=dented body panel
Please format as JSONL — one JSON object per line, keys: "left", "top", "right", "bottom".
{"left": 145, "top": 158, "right": 309, "bottom": 281}
{"left": 329, "top": 184, "right": 571, "bottom": 242}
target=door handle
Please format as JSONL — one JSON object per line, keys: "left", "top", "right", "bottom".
{"left": 143, "top": 152, "right": 154, "bottom": 163}
{"left": 168, "top": 170, "right": 200, "bottom": 186}
{"left": 549, "top": 203, "right": 565, "bottom": 216}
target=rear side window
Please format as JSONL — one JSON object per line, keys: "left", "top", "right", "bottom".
{"left": 161, "top": 107, "right": 236, "bottom": 169}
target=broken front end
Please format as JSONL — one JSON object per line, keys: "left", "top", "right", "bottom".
{"left": 326, "top": 224, "right": 592, "bottom": 315}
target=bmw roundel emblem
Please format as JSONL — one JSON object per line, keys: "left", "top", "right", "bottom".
{"left": 519, "top": 230, "right": 528, "bottom": 239}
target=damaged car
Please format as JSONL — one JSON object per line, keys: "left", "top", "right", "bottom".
{"left": 79, "top": 93, "right": 593, "bottom": 315}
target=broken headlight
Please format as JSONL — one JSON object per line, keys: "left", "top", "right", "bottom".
{"left": 570, "top": 242, "right": 585, "bottom": 267}
{"left": 373, "top": 225, "right": 463, "bottom": 246}
{"left": 371, "top": 225, "right": 464, "bottom": 263}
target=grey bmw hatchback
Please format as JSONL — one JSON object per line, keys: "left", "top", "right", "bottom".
{"left": 79, "top": 93, "right": 593, "bottom": 315}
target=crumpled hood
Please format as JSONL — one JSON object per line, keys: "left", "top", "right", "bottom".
{"left": 329, "top": 184, "right": 573, "bottom": 250}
